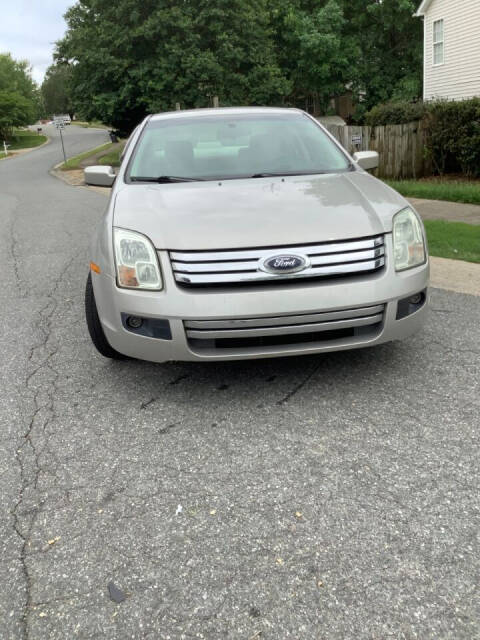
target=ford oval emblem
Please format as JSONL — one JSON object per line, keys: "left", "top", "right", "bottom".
{"left": 259, "top": 254, "right": 309, "bottom": 275}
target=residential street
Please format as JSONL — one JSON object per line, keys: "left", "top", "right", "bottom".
{"left": 2, "top": 126, "right": 480, "bottom": 638}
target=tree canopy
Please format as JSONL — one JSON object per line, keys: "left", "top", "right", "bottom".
{"left": 41, "top": 64, "right": 73, "bottom": 117}
{"left": 0, "top": 53, "right": 40, "bottom": 139}
{"left": 55, "top": 0, "right": 423, "bottom": 133}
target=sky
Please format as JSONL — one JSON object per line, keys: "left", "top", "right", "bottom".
{"left": 0, "top": 0, "right": 73, "bottom": 85}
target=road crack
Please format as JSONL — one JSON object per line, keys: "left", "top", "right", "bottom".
{"left": 277, "top": 363, "right": 321, "bottom": 405}
{"left": 11, "top": 253, "right": 80, "bottom": 639}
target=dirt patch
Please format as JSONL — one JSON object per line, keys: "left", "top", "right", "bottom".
{"left": 51, "top": 167, "right": 111, "bottom": 196}
{"left": 53, "top": 168, "right": 85, "bottom": 186}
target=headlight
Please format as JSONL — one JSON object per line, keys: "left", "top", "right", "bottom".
{"left": 113, "top": 228, "right": 163, "bottom": 290}
{"left": 393, "top": 207, "right": 426, "bottom": 271}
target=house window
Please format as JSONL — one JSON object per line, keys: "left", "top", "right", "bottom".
{"left": 433, "top": 19, "right": 444, "bottom": 65}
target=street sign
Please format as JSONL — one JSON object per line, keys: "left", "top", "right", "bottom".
{"left": 53, "top": 119, "right": 68, "bottom": 164}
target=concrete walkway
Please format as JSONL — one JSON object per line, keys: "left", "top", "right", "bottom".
{"left": 408, "top": 197, "right": 480, "bottom": 225}
{"left": 430, "top": 256, "right": 480, "bottom": 296}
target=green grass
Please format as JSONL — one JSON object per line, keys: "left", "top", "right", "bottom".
{"left": 60, "top": 142, "right": 113, "bottom": 170}
{"left": 425, "top": 220, "right": 480, "bottom": 263}
{"left": 7, "top": 129, "right": 47, "bottom": 150}
{"left": 71, "top": 120, "right": 110, "bottom": 130}
{"left": 98, "top": 142, "right": 125, "bottom": 167}
{"left": 0, "top": 129, "right": 47, "bottom": 159}
{"left": 385, "top": 179, "right": 480, "bottom": 205}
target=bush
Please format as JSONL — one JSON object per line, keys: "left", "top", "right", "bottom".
{"left": 423, "top": 99, "right": 480, "bottom": 177}
{"left": 365, "top": 98, "right": 480, "bottom": 178}
{"left": 364, "top": 100, "right": 426, "bottom": 126}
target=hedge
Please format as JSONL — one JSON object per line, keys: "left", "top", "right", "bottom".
{"left": 364, "top": 101, "right": 426, "bottom": 126}
{"left": 364, "top": 98, "right": 480, "bottom": 178}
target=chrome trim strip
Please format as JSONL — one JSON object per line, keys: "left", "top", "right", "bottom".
{"left": 171, "top": 248, "right": 384, "bottom": 274}
{"left": 175, "top": 257, "right": 385, "bottom": 284}
{"left": 170, "top": 236, "right": 384, "bottom": 263}
{"left": 184, "top": 305, "right": 385, "bottom": 329}
{"left": 185, "top": 314, "right": 383, "bottom": 339}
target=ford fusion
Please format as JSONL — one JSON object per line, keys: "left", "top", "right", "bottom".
{"left": 84, "top": 107, "right": 428, "bottom": 362}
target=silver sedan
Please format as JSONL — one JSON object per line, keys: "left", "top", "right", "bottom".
{"left": 84, "top": 107, "right": 429, "bottom": 362}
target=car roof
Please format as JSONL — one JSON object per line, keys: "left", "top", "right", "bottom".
{"left": 149, "top": 106, "right": 304, "bottom": 122}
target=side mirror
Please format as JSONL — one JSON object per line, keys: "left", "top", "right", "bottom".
{"left": 353, "top": 151, "right": 379, "bottom": 171}
{"left": 84, "top": 165, "right": 115, "bottom": 187}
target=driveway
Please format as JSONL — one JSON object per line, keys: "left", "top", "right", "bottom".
{"left": 1, "top": 127, "right": 479, "bottom": 639}
{"left": 408, "top": 197, "right": 480, "bottom": 225}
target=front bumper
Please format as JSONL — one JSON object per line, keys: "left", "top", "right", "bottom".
{"left": 92, "top": 237, "right": 429, "bottom": 363}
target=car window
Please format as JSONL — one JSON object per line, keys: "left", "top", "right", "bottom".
{"left": 127, "top": 113, "right": 350, "bottom": 181}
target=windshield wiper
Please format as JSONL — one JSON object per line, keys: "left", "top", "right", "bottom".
{"left": 250, "top": 170, "right": 330, "bottom": 178}
{"left": 130, "top": 175, "right": 204, "bottom": 183}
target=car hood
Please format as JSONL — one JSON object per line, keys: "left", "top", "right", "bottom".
{"left": 113, "top": 171, "right": 408, "bottom": 250}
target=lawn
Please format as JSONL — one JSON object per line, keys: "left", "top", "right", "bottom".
{"left": 71, "top": 121, "right": 110, "bottom": 130}
{"left": 98, "top": 142, "right": 125, "bottom": 167}
{"left": 424, "top": 220, "right": 480, "bottom": 263}
{"left": 385, "top": 179, "right": 480, "bottom": 206}
{"left": 1, "top": 129, "right": 48, "bottom": 155}
{"left": 60, "top": 142, "right": 113, "bottom": 170}
{"left": 10, "top": 129, "right": 48, "bottom": 149}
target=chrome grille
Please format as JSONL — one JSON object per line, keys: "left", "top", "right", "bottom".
{"left": 169, "top": 235, "right": 385, "bottom": 286}
{"left": 185, "top": 304, "right": 385, "bottom": 351}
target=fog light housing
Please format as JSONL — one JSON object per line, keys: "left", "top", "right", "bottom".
{"left": 126, "top": 315, "right": 143, "bottom": 329}
{"left": 121, "top": 314, "right": 172, "bottom": 340}
{"left": 396, "top": 290, "right": 427, "bottom": 319}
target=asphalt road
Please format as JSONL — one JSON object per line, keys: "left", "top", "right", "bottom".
{"left": 1, "top": 126, "right": 479, "bottom": 639}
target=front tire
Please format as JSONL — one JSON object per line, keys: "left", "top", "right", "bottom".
{"left": 85, "top": 272, "right": 126, "bottom": 359}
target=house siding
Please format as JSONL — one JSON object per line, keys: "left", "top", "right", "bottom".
{"left": 423, "top": 0, "right": 480, "bottom": 100}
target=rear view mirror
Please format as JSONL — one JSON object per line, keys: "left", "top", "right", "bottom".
{"left": 353, "top": 151, "right": 379, "bottom": 171}
{"left": 84, "top": 165, "right": 115, "bottom": 187}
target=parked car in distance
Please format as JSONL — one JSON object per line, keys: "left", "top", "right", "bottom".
{"left": 84, "top": 107, "right": 429, "bottom": 363}
{"left": 53, "top": 113, "right": 71, "bottom": 125}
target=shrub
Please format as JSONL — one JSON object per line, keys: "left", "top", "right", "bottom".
{"left": 365, "top": 98, "right": 480, "bottom": 178}
{"left": 423, "top": 99, "right": 480, "bottom": 177}
{"left": 364, "top": 100, "right": 426, "bottom": 126}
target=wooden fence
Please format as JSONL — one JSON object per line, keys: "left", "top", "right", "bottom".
{"left": 322, "top": 121, "right": 430, "bottom": 179}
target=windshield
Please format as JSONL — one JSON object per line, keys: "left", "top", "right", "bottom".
{"left": 127, "top": 112, "right": 351, "bottom": 182}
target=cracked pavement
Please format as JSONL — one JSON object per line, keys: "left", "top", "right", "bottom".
{"left": 1, "top": 125, "right": 479, "bottom": 639}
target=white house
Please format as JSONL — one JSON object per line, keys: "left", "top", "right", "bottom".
{"left": 415, "top": 0, "right": 480, "bottom": 101}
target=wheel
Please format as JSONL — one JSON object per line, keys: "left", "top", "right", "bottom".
{"left": 85, "top": 272, "right": 126, "bottom": 359}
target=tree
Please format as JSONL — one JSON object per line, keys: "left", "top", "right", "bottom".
{"left": 340, "top": 0, "right": 423, "bottom": 110}
{"left": 0, "top": 53, "right": 39, "bottom": 139}
{"left": 56, "top": 0, "right": 290, "bottom": 134}
{"left": 41, "top": 64, "right": 73, "bottom": 117}
{"left": 271, "top": 0, "right": 359, "bottom": 113}
{"left": 55, "top": 0, "right": 423, "bottom": 130}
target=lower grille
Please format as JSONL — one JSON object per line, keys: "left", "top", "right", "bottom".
{"left": 185, "top": 304, "right": 384, "bottom": 352}
{"left": 170, "top": 234, "right": 385, "bottom": 287}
